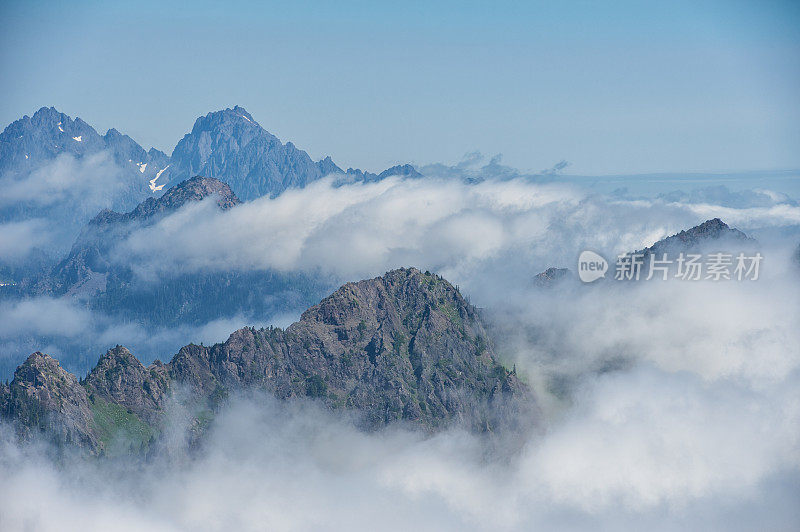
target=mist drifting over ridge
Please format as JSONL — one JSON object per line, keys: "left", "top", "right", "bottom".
{"left": 1, "top": 165, "right": 799, "bottom": 530}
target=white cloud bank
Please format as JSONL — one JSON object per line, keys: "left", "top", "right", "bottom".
{"left": 0, "top": 152, "right": 131, "bottom": 210}
{"left": 115, "top": 175, "right": 800, "bottom": 292}
{"left": 1, "top": 173, "right": 799, "bottom": 531}
{"left": 0, "top": 151, "right": 147, "bottom": 256}
{"left": 0, "top": 220, "right": 53, "bottom": 261}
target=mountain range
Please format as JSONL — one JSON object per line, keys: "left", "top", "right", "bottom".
{"left": 165, "top": 106, "right": 421, "bottom": 200}
{"left": 0, "top": 105, "right": 420, "bottom": 213}
{"left": 0, "top": 106, "right": 169, "bottom": 200}
{"left": 45, "top": 176, "right": 328, "bottom": 328}
{"left": 0, "top": 105, "right": 427, "bottom": 378}
{"left": 0, "top": 104, "right": 421, "bottom": 294}
{"left": 1, "top": 267, "right": 532, "bottom": 456}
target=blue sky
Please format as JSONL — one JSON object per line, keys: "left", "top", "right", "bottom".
{"left": 1, "top": 0, "right": 799, "bottom": 175}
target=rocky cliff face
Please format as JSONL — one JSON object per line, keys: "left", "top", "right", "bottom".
{"left": 168, "top": 267, "right": 530, "bottom": 431}
{"left": 83, "top": 346, "right": 170, "bottom": 425}
{"left": 166, "top": 106, "right": 338, "bottom": 200}
{"left": 0, "top": 352, "right": 99, "bottom": 450}
{"left": 1, "top": 268, "right": 534, "bottom": 455}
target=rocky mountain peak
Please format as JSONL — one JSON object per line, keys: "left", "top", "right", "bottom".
{"left": 90, "top": 345, "right": 141, "bottom": 369}
{"left": 377, "top": 164, "right": 423, "bottom": 180}
{"left": 533, "top": 267, "right": 570, "bottom": 287}
{"left": 0, "top": 106, "right": 104, "bottom": 173}
{"left": 2, "top": 351, "right": 98, "bottom": 450}
{"left": 49, "top": 176, "right": 242, "bottom": 297}
{"left": 168, "top": 106, "right": 334, "bottom": 200}
{"left": 640, "top": 217, "right": 754, "bottom": 257}
{"left": 187, "top": 105, "right": 265, "bottom": 140}
{"left": 231, "top": 105, "right": 257, "bottom": 124}
{"left": 681, "top": 218, "right": 745, "bottom": 240}
{"left": 29, "top": 106, "right": 74, "bottom": 128}
{"left": 87, "top": 176, "right": 240, "bottom": 228}
{"left": 13, "top": 351, "right": 67, "bottom": 384}
{"left": 141, "top": 175, "right": 241, "bottom": 212}
{"left": 300, "top": 267, "right": 470, "bottom": 327}
{"left": 83, "top": 345, "right": 169, "bottom": 423}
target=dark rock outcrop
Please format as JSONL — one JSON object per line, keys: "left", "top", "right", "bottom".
{"left": 83, "top": 346, "right": 170, "bottom": 424}
{"left": 533, "top": 267, "right": 570, "bottom": 287}
{"left": 0, "top": 352, "right": 98, "bottom": 450}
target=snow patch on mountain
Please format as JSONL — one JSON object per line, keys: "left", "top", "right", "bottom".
{"left": 149, "top": 164, "right": 170, "bottom": 192}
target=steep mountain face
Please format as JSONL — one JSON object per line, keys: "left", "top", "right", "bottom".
{"left": 1, "top": 268, "right": 534, "bottom": 455}
{"left": 165, "top": 106, "right": 421, "bottom": 199}
{"left": 166, "top": 106, "right": 339, "bottom": 200}
{"left": 83, "top": 346, "right": 169, "bottom": 425}
{"left": 168, "top": 267, "right": 529, "bottom": 430}
{"left": 0, "top": 352, "right": 99, "bottom": 450}
{"left": 1, "top": 107, "right": 105, "bottom": 171}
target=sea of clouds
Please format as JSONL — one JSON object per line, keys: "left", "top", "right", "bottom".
{"left": 1, "top": 167, "right": 799, "bottom": 530}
